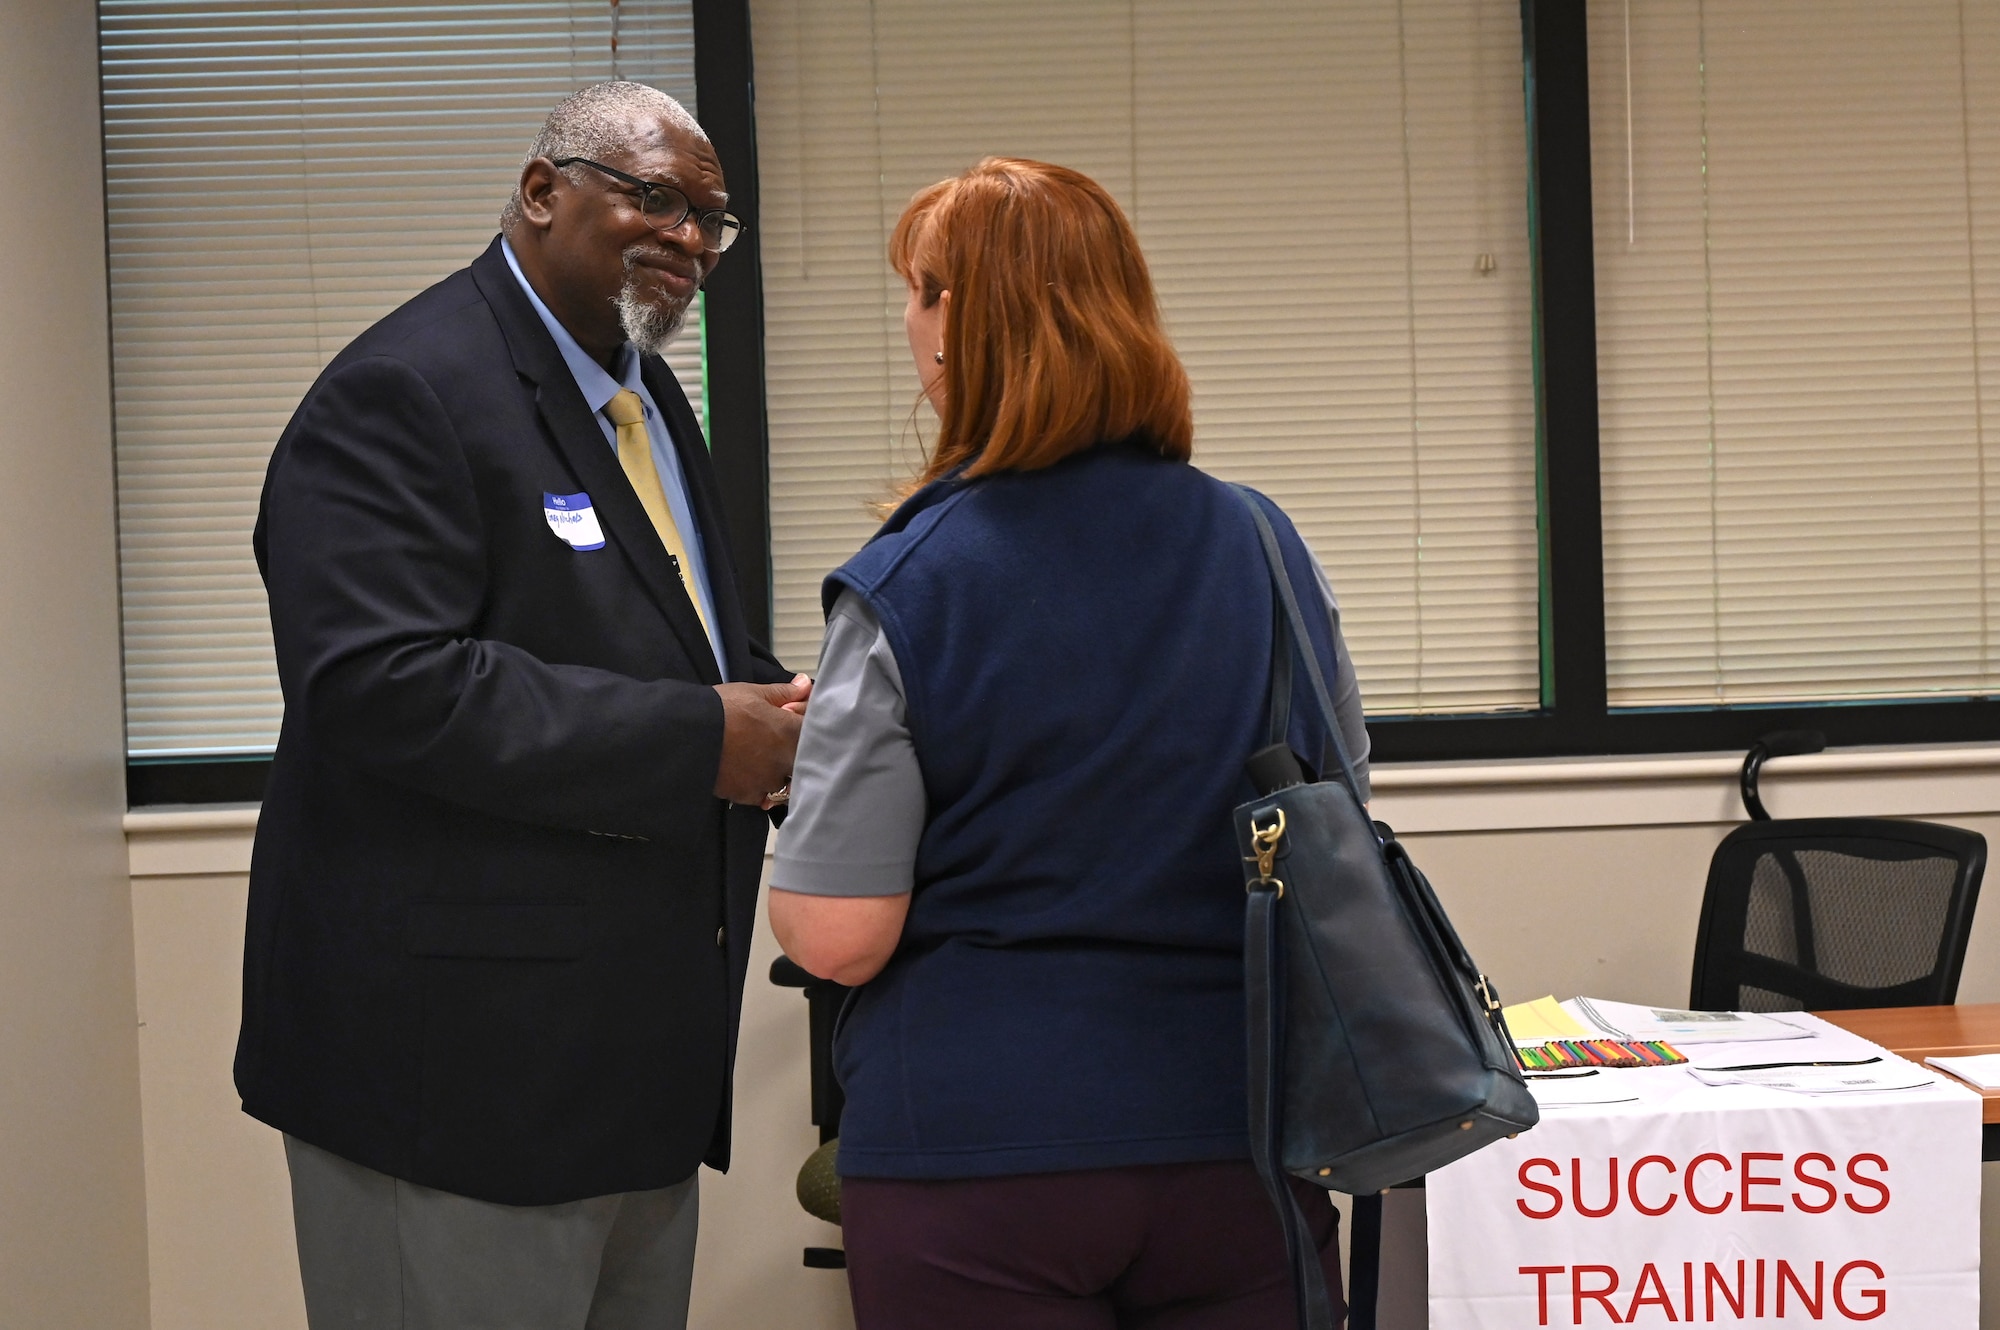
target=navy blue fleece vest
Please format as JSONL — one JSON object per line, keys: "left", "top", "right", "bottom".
{"left": 824, "top": 443, "right": 1339, "bottom": 1179}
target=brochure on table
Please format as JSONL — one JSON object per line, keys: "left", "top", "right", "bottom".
{"left": 1562, "top": 997, "right": 1816, "bottom": 1047}
{"left": 1429, "top": 1009, "right": 1984, "bottom": 1330}
{"left": 1926, "top": 1052, "right": 2000, "bottom": 1091}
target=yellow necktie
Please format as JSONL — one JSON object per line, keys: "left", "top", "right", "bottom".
{"left": 605, "top": 389, "right": 716, "bottom": 651}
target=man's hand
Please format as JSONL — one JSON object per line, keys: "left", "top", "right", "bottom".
{"left": 712, "top": 679, "right": 809, "bottom": 806}
{"left": 782, "top": 672, "right": 813, "bottom": 715}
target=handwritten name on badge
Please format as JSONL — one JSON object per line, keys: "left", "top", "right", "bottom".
{"left": 543, "top": 492, "right": 605, "bottom": 551}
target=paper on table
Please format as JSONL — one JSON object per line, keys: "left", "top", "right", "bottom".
{"left": 1503, "top": 995, "right": 1592, "bottom": 1044}
{"left": 1566, "top": 996, "right": 1813, "bottom": 1045}
{"left": 1526, "top": 1073, "right": 1642, "bottom": 1108}
{"left": 1925, "top": 1052, "right": 2000, "bottom": 1091}
{"left": 1689, "top": 1062, "right": 1938, "bottom": 1095}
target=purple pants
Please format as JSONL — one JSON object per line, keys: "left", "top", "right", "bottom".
{"left": 841, "top": 1159, "right": 1345, "bottom": 1329}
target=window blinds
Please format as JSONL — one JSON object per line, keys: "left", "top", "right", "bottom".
{"left": 1591, "top": 0, "right": 2000, "bottom": 707}
{"left": 101, "top": 0, "right": 700, "bottom": 756}
{"left": 750, "top": 0, "right": 1541, "bottom": 715}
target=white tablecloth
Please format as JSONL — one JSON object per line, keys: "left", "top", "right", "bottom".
{"left": 1427, "top": 1014, "right": 1983, "bottom": 1330}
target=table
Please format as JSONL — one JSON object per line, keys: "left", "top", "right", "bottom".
{"left": 1815, "top": 1004, "right": 2000, "bottom": 1161}
{"left": 1347, "top": 1004, "right": 2000, "bottom": 1330}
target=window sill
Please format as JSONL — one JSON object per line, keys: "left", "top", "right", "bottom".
{"left": 125, "top": 804, "right": 259, "bottom": 878}
{"left": 123, "top": 742, "right": 2000, "bottom": 878}
{"left": 1367, "top": 740, "right": 2000, "bottom": 834}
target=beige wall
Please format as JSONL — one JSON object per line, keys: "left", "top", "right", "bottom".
{"left": 0, "top": 0, "right": 154, "bottom": 1325}
{"left": 128, "top": 754, "right": 2000, "bottom": 1330}
{"left": 1419, "top": 816, "right": 2000, "bottom": 1012}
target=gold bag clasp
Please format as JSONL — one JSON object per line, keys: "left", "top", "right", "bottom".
{"left": 1246, "top": 807, "right": 1287, "bottom": 896}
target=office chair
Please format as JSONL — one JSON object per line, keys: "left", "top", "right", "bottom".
{"left": 1688, "top": 733, "right": 1985, "bottom": 1012}
{"left": 769, "top": 955, "right": 849, "bottom": 1268}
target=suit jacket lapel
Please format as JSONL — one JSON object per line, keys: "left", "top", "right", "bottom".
{"left": 468, "top": 239, "right": 723, "bottom": 685}
{"left": 641, "top": 356, "right": 756, "bottom": 683}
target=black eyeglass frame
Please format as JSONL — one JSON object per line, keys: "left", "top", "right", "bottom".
{"left": 550, "top": 156, "right": 746, "bottom": 252}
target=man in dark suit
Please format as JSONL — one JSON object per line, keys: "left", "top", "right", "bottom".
{"left": 238, "top": 82, "right": 806, "bottom": 1328}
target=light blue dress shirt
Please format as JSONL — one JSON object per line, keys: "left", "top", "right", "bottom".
{"left": 501, "top": 238, "right": 725, "bottom": 675}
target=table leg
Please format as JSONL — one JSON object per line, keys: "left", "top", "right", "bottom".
{"left": 1347, "top": 1192, "right": 1382, "bottom": 1330}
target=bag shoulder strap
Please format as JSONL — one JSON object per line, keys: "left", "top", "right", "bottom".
{"left": 1247, "top": 880, "right": 1339, "bottom": 1330}
{"left": 1234, "top": 484, "right": 1345, "bottom": 1330}
{"left": 1232, "top": 485, "right": 1365, "bottom": 805}
{"left": 1266, "top": 577, "right": 1295, "bottom": 750}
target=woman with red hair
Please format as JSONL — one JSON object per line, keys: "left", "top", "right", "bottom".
{"left": 770, "top": 158, "right": 1369, "bottom": 1329}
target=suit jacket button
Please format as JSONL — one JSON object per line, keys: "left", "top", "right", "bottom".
{"left": 716, "top": 926, "right": 726, "bottom": 948}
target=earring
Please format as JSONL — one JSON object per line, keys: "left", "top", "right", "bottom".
{"left": 934, "top": 350, "right": 945, "bottom": 364}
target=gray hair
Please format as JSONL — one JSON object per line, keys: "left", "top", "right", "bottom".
{"left": 500, "top": 81, "right": 707, "bottom": 228}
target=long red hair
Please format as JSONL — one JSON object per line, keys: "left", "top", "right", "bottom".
{"left": 889, "top": 158, "right": 1193, "bottom": 485}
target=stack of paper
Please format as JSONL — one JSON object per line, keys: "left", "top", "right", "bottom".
{"left": 1688, "top": 1062, "right": 1937, "bottom": 1096}
{"left": 1566, "top": 996, "right": 1813, "bottom": 1045}
{"left": 1524, "top": 1072, "right": 1642, "bottom": 1109}
{"left": 1924, "top": 1053, "right": 2000, "bottom": 1090}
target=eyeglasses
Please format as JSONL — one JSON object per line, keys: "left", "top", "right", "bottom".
{"left": 551, "top": 157, "right": 746, "bottom": 253}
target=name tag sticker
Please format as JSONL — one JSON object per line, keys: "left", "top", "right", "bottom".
{"left": 543, "top": 491, "right": 606, "bottom": 550}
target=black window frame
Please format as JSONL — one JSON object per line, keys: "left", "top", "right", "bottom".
{"left": 124, "top": 0, "right": 2000, "bottom": 806}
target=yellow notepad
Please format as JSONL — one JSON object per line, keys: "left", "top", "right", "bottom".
{"left": 1502, "top": 995, "right": 1591, "bottom": 1043}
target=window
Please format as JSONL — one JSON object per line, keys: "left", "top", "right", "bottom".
{"left": 1592, "top": 0, "right": 2000, "bottom": 707}
{"left": 101, "top": 0, "right": 704, "bottom": 771}
{"left": 1375, "top": 0, "right": 2000, "bottom": 760}
{"left": 751, "top": 0, "right": 1544, "bottom": 717}
{"left": 106, "top": 0, "right": 2000, "bottom": 802}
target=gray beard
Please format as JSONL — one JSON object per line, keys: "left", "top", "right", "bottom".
{"left": 617, "top": 248, "right": 697, "bottom": 356}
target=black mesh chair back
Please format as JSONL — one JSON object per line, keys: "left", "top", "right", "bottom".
{"left": 1690, "top": 817, "right": 1984, "bottom": 1012}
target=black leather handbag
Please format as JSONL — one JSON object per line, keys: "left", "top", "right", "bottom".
{"left": 1231, "top": 490, "right": 1539, "bottom": 1330}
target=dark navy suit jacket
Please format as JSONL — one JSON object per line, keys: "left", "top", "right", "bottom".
{"left": 237, "top": 236, "right": 789, "bottom": 1205}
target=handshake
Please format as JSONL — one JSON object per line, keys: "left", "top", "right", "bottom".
{"left": 712, "top": 673, "right": 814, "bottom": 809}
